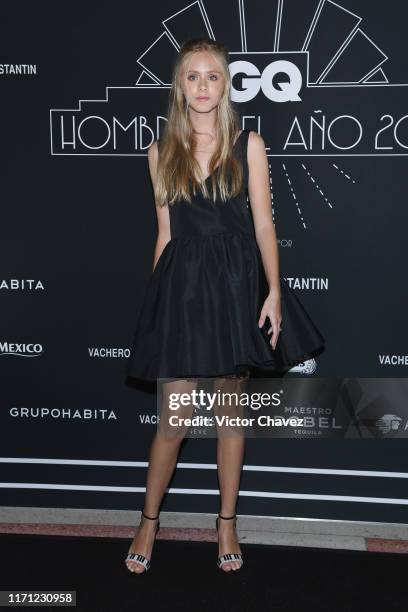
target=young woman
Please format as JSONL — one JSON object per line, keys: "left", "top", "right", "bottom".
{"left": 125, "top": 37, "right": 325, "bottom": 574}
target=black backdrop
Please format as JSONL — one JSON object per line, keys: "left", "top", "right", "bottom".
{"left": 1, "top": 0, "right": 408, "bottom": 523}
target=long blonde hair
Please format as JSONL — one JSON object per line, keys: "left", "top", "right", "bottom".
{"left": 155, "top": 37, "right": 243, "bottom": 206}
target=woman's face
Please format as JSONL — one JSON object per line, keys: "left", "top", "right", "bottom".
{"left": 181, "top": 50, "right": 225, "bottom": 115}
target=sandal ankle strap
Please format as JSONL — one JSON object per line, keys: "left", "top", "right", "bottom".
{"left": 141, "top": 510, "right": 160, "bottom": 521}
{"left": 218, "top": 513, "right": 236, "bottom": 520}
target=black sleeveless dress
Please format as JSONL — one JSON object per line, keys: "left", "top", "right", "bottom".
{"left": 126, "top": 129, "right": 325, "bottom": 381}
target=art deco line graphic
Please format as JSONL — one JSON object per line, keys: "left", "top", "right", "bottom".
{"left": 50, "top": 0, "right": 401, "bottom": 156}
{"left": 50, "top": 0, "right": 408, "bottom": 230}
{"left": 138, "top": 0, "right": 388, "bottom": 86}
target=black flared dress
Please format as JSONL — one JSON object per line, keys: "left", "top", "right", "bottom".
{"left": 126, "top": 129, "right": 325, "bottom": 382}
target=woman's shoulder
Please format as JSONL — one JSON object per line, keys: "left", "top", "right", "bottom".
{"left": 246, "top": 129, "right": 264, "bottom": 145}
{"left": 149, "top": 139, "right": 160, "bottom": 150}
{"left": 148, "top": 140, "right": 160, "bottom": 160}
{"left": 247, "top": 130, "right": 267, "bottom": 157}
{"left": 245, "top": 131, "right": 268, "bottom": 176}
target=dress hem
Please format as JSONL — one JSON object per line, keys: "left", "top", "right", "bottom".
{"left": 125, "top": 343, "right": 325, "bottom": 383}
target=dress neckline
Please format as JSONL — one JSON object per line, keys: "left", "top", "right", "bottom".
{"left": 198, "top": 129, "right": 245, "bottom": 184}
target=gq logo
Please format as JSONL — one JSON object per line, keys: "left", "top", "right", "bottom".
{"left": 229, "top": 59, "right": 303, "bottom": 103}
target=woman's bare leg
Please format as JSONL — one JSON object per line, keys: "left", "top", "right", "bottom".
{"left": 213, "top": 369, "right": 249, "bottom": 571}
{"left": 126, "top": 377, "right": 198, "bottom": 573}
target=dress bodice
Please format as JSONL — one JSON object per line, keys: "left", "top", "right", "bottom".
{"left": 158, "top": 130, "right": 254, "bottom": 240}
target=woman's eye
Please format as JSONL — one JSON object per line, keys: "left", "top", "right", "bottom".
{"left": 187, "top": 74, "right": 218, "bottom": 81}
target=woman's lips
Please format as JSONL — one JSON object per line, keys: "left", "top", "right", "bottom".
{"left": 196, "top": 96, "right": 210, "bottom": 100}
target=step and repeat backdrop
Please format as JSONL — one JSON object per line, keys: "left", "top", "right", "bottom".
{"left": 2, "top": 0, "right": 408, "bottom": 523}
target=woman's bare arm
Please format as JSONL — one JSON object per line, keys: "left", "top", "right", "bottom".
{"left": 247, "top": 131, "right": 280, "bottom": 297}
{"left": 147, "top": 141, "right": 171, "bottom": 272}
{"left": 247, "top": 130, "right": 282, "bottom": 349}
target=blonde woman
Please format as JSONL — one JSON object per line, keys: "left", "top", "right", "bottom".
{"left": 125, "top": 37, "right": 325, "bottom": 575}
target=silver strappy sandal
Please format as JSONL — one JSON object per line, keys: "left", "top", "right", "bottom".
{"left": 216, "top": 513, "right": 244, "bottom": 572}
{"left": 125, "top": 511, "right": 160, "bottom": 574}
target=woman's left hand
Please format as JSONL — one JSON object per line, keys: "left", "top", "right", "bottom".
{"left": 258, "top": 290, "right": 282, "bottom": 350}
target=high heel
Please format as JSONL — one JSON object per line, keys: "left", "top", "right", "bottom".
{"left": 125, "top": 511, "right": 160, "bottom": 574}
{"left": 215, "top": 514, "right": 244, "bottom": 572}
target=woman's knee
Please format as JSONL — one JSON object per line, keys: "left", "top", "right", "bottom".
{"left": 156, "top": 426, "right": 189, "bottom": 445}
